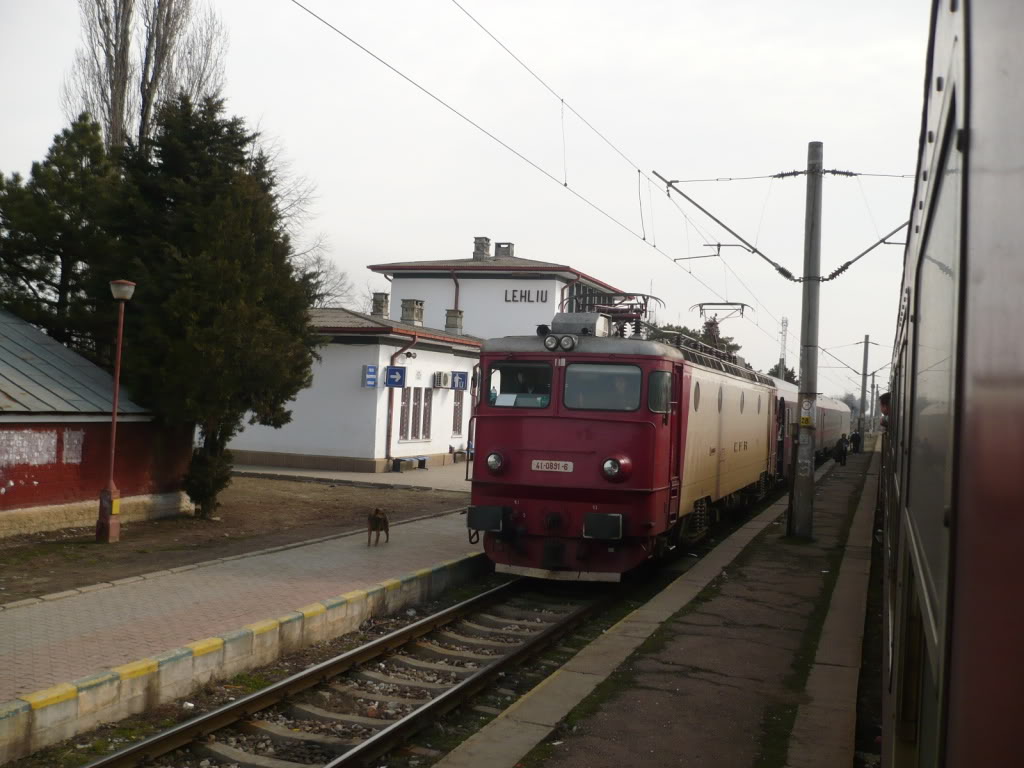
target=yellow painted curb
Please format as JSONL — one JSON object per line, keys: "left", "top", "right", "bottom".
{"left": 298, "top": 603, "right": 326, "bottom": 619}
{"left": 186, "top": 637, "right": 224, "bottom": 657}
{"left": 380, "top": 578, "right": 402, "bottom": 591}
{"left": 19, "top": 682, "right": 77, "bottom": 710}
{"left": 341, "top": 589, "right": 368, "bottom": 603}
{"left": 413, "top": 567, "right": 432, "bottom": 578}
{"left": 244, "top": 619, "right": 280, "bottom": 636}
{"left": 113, "top": 659, "right": 158, "bottom": 680}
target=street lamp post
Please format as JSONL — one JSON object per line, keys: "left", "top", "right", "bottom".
{"left": 96, "top": 279, "right": 136, "bottom": 544}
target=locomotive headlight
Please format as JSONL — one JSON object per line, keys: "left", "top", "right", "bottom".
{"left": 601, "top": 455, "right": 632, "bottom": 482}
{"left": 486, "top": 452, "right": 505, "bottom": 472}
{"left": 544, "top": 335, "right": 560, "bottom": 351}
{"left": 559, "top": 335, "right": 576, "bottom": 351}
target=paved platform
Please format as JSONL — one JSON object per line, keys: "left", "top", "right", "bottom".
{"left": 233, "top": 460, "right": 472, "bottom": 493}
{"left": 0, "top": 512, "right": 478, "bottom": 702}
{"left": 437, "top": 447, "right": 877, "bottom": 768}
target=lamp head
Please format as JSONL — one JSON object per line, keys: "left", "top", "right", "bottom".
{"left": 110, "top": 280, "right": 136, "bottom": 301}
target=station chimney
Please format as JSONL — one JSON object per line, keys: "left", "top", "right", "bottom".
{"left": 400, "top": 299, "right": 424, "bottom": 326}
{"left": 371, "top": 292, "right": 390, "bottom": 319}
{"left": 472, "top": 236, "right": 491, "bottom": 260}
{"left": 494, "top": 242, "right": 515, "bottom": 259}
{"left": 445, "top": 308, "right": 464, "bottom": 335}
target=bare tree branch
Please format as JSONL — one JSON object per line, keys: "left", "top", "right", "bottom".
{"left": 291, "top": 236, "right": 355, "bottom": 309}
{"left": 62, "top": 0, "right": 136, "bottom": 150}
{"left": 169, "top": 2, "right": 227, "bottom": 103}
{"left": 62, "top": 0, "right": 228, "bottom": 151}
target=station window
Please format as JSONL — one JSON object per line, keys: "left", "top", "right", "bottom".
{"left": 452, "top": 389, "right": 464, "bottom": 436}
{"left": 564, "top": 363, "right": 641, "bottom": 411}
{"left": 648, "top": 371, "right": 671, "bottom": 413}
{"left": 488, "top": 362, "right": 551, "bottom": 408}
{"left": 400, "top": 387, "right": 433, "bottom": 440}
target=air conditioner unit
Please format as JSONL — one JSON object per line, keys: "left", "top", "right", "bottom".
{"left": 433, "top": 371, "right": 452, "bottom": 389}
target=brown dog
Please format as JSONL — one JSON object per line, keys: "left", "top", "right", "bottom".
{"left": 367, "top": 508, "right": 390, "bottom": 546}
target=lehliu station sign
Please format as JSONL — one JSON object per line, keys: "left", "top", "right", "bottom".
{"left": 504, "top": 289, "right": 549, "bottom": 303}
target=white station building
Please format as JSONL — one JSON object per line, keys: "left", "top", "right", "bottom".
{"left": 370, "top": 237, "right": 624, "bottom": 339}
{"left": 230, "top": 237, "right": 626, "bottom": 472}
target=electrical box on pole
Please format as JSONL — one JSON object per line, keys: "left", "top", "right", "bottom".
{"left": 789, "top": 142, "right": 823, "bottom": 540}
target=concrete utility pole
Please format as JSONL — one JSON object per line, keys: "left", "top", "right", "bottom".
{"left": 870, "top": 372, "right": 877, "bottom": 431}
{"left": 778, "top": 316, "right": 789, "bottom": 378}
{"left": 790, "top": 141, "right": 823, "bottom": 539}
{"left": 859, "top": 334, "right": 869, "bottom": 438}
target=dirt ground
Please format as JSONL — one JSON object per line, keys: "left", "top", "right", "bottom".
{"left": 0, "top": 477, "right": 469, "bottom": 605}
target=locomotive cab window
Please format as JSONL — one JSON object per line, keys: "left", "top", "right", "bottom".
{"left": 648, "top": 370, "right": 672, "bottom": 413}
{"left": 564, "top": 363, "right": 641, "bottom": 411}
{"left": 488, "top": 362, "right": 551, "bottom": 408}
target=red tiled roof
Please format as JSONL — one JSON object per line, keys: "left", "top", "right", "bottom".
{"left": 368, "top": 255, "right": 626, "bottom": 296}
{"left": 309, "top": 308, "right": 482, "bottom": 347}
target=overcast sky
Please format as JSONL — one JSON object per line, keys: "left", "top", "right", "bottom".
{"left": 0, "top": 0, "right": 930, "bottom": 396}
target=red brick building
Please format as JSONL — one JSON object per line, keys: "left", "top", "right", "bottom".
{"left": 0, "top": 310, "right": 192, "bottom": 537}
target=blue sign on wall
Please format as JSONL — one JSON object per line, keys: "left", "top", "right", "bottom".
{"left": 362, "top": 364, "right": 378, "bottom": 388}
{"left": 451, "top": 371, "right": 468, "bottom": 391}
{"left": 384, "top": 366, "right": 407, "bottom": 388}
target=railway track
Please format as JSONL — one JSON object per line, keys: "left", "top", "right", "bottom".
{"left": 81, "top": 580, "right": 605, "bottom": 768}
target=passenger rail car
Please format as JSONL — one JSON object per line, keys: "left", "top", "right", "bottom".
{"left": 467, "top": 313, "right": 779, "bottom": 581}
{"left": 772, "top": 377, "right": 850, "bottom": 477}
{"left": 881, "top": 1, "right": 1024, "bottom": 765}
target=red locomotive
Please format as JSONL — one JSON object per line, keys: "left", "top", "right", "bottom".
{"left": 467, "top": 308, "right": 846, "bottom": 581}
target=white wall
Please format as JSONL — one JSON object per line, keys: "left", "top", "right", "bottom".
{"left": 230, "top": 344, "right": 383, "bottom": 458}
{"left": 229, "top": 340, "right": 476, "bottom": 462}
{"left": 389, "top": 276, "right": 565, "bottom": 339}
{"left": 380, "top": 342, "right": 476, "bottom": 459}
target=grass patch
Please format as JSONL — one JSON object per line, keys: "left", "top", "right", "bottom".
{"left": 226, "top": 672, "right": 273, "bottom": 693}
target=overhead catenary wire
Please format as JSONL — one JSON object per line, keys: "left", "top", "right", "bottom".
{"left": 284, "top": 0, "right": 662, "bottom": 255}
{"left": 656, "top": 171, "right": 798, "bottom": 281}
{"left": 448, "top": 0, "right": 644, "bottom": 171}
{"left": 670, "top": 169, "right": 914, "bottom": 183}
{"left": 288, "top": 0, "right": 859, "bottom": 394}
{"left": 444, "top": 0, "right": 832, "bottom": 366}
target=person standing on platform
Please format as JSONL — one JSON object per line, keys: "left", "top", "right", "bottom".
{"left": 851, "top": 430, "right": 861, "bottom": 454}
{"left": 835, "top": 434, "right": 849, "bottom": 466}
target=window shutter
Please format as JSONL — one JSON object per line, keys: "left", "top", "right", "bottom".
{"left": 400, "top": 387, "right": 411, "bottom": 440}
{"left": 412, "top": 388, "right": 422, "bottom": 440}
{"left": 453, "top": 389, "right": 464, "bottom": 436}
{"left": 423, "top": 389, "right": 433, "bottom": 439}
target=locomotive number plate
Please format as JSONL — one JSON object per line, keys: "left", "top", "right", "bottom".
{"left": 531, "top": 460, "right": 574, "bottom": 473}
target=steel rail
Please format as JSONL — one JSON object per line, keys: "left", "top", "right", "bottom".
{"left": 81, "top": 579, "right": 525, "bottom": 768}
{"left": 322, "top": 590, "right": 608, "bottom": 767}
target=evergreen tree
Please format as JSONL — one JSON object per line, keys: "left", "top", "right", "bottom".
{"left": 766, "top": 362, "right": 798, "bottom": 384}
{"left": 0, "top": 116, "right": 118, "bottom": 349}
{"left": 111, "top": 95, "right": 320, "bottom": 517}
